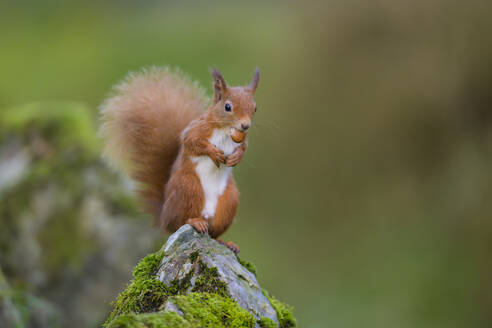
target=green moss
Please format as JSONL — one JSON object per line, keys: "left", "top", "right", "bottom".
{"left": 132, "top": 251, "right": 165, "bottom": 278}
{"left": 262, "top": 289, "right": 296, "bottom": 328}
{"left": 167, "top": 269, "right": 193, "bottom": 295}
{"left": 189, "top": 251, "right": 199, "bottom": 263}
{"left": 236, "top": 256, "right": 257, "bottom": 276}
{"left": 258, "top": 317, "right": 277, "bottom": 328}
{"left": 191, "top": 261, "right": 229, "bottom": 297}
{"left": 1, "top": 102, "right": 100, "bottom": 154}
{"left": 107, "top": 311, "right": 190, "bottom": 328}
{"left": 38, "top": 205, "right": 91, "bottom": 274}
{"left": 107, "top": 293, "right": 255, "bottom": 328}
{"left": 104, "top": 250, "right": 167, "bottom": 326}
{"left": 172, "top": 293, "right": 255, "bottom": 328}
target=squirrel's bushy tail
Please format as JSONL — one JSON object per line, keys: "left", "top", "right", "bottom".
{"left": 100, "top": 67, "right": 207, "bottom": 219}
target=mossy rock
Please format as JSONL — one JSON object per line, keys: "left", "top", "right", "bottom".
{"left": 0, "top": 102, "right": 161, "bottom": 327}
{"left": 105, "top": 225, "right": 296, "bottom": 328}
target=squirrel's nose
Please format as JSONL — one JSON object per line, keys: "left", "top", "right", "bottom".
{"left": 241, "top": 123, "right": 250, "bottom": 131}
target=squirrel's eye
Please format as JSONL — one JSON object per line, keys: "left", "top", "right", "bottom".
{"left": 225, "top": 103, "right": 231, "bottom": 112}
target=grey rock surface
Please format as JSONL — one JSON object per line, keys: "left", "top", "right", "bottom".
{"left": 156, "top": 224, "right": 279, "bottom": 324}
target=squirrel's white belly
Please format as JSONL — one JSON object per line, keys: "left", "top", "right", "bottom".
{"left": 191, "top": 128, "right": 239, "bottom": 219}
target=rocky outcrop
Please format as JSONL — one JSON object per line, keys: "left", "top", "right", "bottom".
{"left": 105, "top": 225, "right": 296, "bottom": 328}
{"left": 0, "top": 102, "right": 162, "bottom": 327}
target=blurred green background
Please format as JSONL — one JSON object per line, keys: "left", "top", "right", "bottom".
{"left": 1, "top": 0, "right": 492, "bottom": 327}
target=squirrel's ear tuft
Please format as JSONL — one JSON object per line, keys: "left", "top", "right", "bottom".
{"left": 248, "top": 67, "right": 260, "bottom": 93}
{"left": 211, "top": 68, "right": 227, "bottom": 103}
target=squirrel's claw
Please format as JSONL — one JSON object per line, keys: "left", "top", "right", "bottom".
{"left": 208, "top": 146, "right": 226, "bottom": 167}
{"left": 213, "top": 157, "right": 225, "bottom": 168}
{"left": 217, "top": 239, "right": 240, "bottom": 254}
{"left": 225, "top": 155, "right": 240, "bottom": 167}
{"left": 186, "top": 218, "right": 209, "bottom": 234}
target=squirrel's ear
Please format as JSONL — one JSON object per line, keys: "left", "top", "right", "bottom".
{"left": 211, "top": 68, "right": 227, "bottom": 103}
{"left": 248, "top": 68, "right": 260, "bottom": 93}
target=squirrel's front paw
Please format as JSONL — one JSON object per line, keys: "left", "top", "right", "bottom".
{"left": 226, "top": 149, "right": 244, "bottom": 167}
{"left": 208, "top": 145, "right": 226, "bottom": 167}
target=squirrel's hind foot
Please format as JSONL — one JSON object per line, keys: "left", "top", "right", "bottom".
{"left": 186, "top": 218, "right": 209, "bottom": 234}
{"left": 217, "top": 239, "right": 240, "bottom": 254}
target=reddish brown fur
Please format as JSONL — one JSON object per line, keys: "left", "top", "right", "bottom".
{"left": 101, "top": 67, "right": 259, "bottom": 240}
{"left": 100, "top": 67, "right": 207, "bottom": 217}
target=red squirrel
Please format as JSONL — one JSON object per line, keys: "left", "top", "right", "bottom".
{"left": 100, "top": 67, "right": 260, "bottom": 253}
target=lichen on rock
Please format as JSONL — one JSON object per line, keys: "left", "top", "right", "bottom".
{"left": 104, "top": 225, "right": 296, "bottom": 328}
